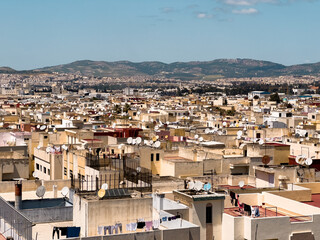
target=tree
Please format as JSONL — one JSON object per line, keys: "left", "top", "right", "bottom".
{"left": 269, "top": 93, "right": 280, "bottom": 103}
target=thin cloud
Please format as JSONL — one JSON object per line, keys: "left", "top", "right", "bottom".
{"left": 232, "top": 8, "right": 259, "bottom": 14}
{"left": 225, "top": 0, "right": 253, "bottom": 5}
{"left": 160, "top": 7, "right": 175, "bottom": 13}
{"left": 196, "top": 12, "right": 214, "bottom": 19}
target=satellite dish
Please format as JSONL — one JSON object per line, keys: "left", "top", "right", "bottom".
{"left": 32, "top": 171, "right": 38, "bottom": 178}
{"left": 154, "top": 141, "right": 161, "bottom": 148}
{"left": 306, "top": 158, "right": 313, "bottom": 166}
{"left": 36, "top": 125, "right": 40, "bottom": 129}
{"left": 98, "top": 189, "right": 106, "bottom": 199}
{"left": 136, "top": 137, "right": 142, "bottom": 144}
{"left": 199, "top": 137, "right": 204, "bottom": 142}
{"left": 36, "top": 186, "right": 46, "bottom": 198}
{"left": 259, "top": 139, "right": 265, "bottom": 145}
{"left": 127, "top": 137, "right": 133, "bottom": 144}
{"left": 205, "top": 128, "right": 210, "bottom": 134}
{"left": 187, "top": 181, "right": 195, "bottom": 190}
{"left": 61, "top": 187, "right": 69, "bottom": 197}
{"left": 195, "top": 134, "right": 199, "bottom": 139}
{"left": 295, "top": 155, "right": 302, "bottom": 164}
{"left": 152, "top": 136, "right": 157, "bottom": 142}
{"left": 40, "top": 125, "right": 46, "bottom": 131}
{"left": 101, "top": 183, "right": 109, "bottom": 190}
{"left": 46, "top": 147, "right": 51, "bottom": 153}
{"left": 238, "top": 181, "right": 245, "bottom": 188}
{"left": 222, "top": 122, "right": 227, "bottom": 127}
{"left": 203, "top": 183, "right": 211, "bottom": 191}
{"left": 237, "top": 130, "right": 243, "bottom": 137}
{"left": 77, "top": 116, "right": 81, "bottom": 120}
{"left": 137, "top": 111, "right": 141, "bottom": 115}
{"left": 194, "top": 181, "right": 204, "bottom": 191}
{"left": 132, "top": 139, "right": 136, "bottom": 145}
{"left": 129, "top": 117, "right": 132, "bottom": 120}
{"left": 262, "top": 155, "right": 271, "bottom": 165}
{"left": 37, "top": 145, "right": 41, "bottom": 150}
{"left": 237, "top": 135, "right": 241, "bottom": 140}
{"left": 136, "top": 167, "right": 141, "bottom": 173}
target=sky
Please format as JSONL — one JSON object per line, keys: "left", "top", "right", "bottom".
{"left": 0, "top": 0, "right": 319, "bottom": 70}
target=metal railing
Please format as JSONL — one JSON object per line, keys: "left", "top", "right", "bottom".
{"left": 72, "top": 155, "right": 152, "bottom": 193}
{"left": 0, "top": 196, "right": 32, "bottom": 240}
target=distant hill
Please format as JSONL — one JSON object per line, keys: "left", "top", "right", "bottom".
{"left": 23, "top": 58, "right": 320, "bottom": 79}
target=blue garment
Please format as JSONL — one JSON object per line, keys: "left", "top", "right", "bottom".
{"left": 255, "top": 207, "right": 260, "bottom": 217}
{"left": 162, "top": 217, "right": 167, "bottom": 222}
{"left": 66, "top": 227, "right": 80, "bottom": 238}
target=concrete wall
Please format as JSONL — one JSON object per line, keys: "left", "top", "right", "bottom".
{"left": 191, "top": 199, "right": 224, "bottom": 240}
{"left": 0, "top": 179, "right": 71, "bottom": 193}
{"left": 296, "top": 182, "right": 320, "bottom": 194}
{"left": 262, "top": 192, "right": 320, "bottom": 215}
{"left": 221, "top": 214, "right": 244, "bottom": 240}
{"left": 21, "top": 206, "right": 73, "bottom": 223}
{"left": 73, "top": 194, "right": 153, "bottom": 237}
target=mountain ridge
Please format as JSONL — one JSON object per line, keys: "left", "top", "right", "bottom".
{"left": 2, "top": 58, "right": 320, "bottom": 79}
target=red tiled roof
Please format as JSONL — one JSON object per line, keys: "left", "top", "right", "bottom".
{"left": 302, "top": 194, "right": 320, "bottom": 208}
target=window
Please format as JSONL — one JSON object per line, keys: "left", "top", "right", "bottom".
{"left": 64, "top": 167, "right": 67, "bottom": 176}
{"left": 256, "top": 133, "right": 261, "bottom": 139}
{"left": 206, "top": 204, "right": 212, "bottom": 223}
{"left": 36, "top": 163, "right": 39, "bottom": 170}
{"left": 44, "top": 136, "right": 48, "bottom": 139}
{"left": 40, "top": 165, "right": 42, "bottom": 171}
{"left": 151, "top": 153, "right": 154, "bottom": 162}
{"left": 48, "top": 169, "right": 50, "bottom": 176}
{"left": 111, "top": 149, "right": 115, "bottom": 154}
{"left": 44, "top": 167, "right": 46, "bottom": 174}
{"left": 70, "top": 170, "right": 73, "bottom": 178}
{"left": 156, "top": 153, "right": 160, "bottom": 161}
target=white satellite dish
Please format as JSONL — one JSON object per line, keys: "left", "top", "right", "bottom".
{"left": 132, "top": 139, "right": 136, "bottom": 145}
{"left": 61, "top": 187, "right": 69, "bottom": 197}
{"left": 136, "top": 137, "right": 142, "bottom": 144}
{"left": 194, "top": 134, "right": 199, "bottom": 139}
{"left": 101, "top": 183, "right": 109, "bottom": 190}
{"left": 237, "top": 130, "right": 243, "bottom": 137}
{"left": 194, "top": 181, "right": 204, "bottom": 191}
{"left": 222, "top": 122, "right": 227, "bottom": 127}
{"left": 36, "top": 125, "right": 40, "bottom": 129}
{"left": 37, "top": 146, "right": 41, "bottom": 150}
{"left": 205, "top": 128, "right": 210, "bottom": 134}
{"left": 137, "top": 111, "right": 141, "bottom": 115}
{"left": 32, "top": 171, "right": 38, "bottom": 178}
{"left": 295, "top": 155, "right": 302, "bottom": 164}
{"left": 40, "top": 125, "right": 46, "bottom": 131}
{"left": 36, "top": 186, "right": 46, "bottom": 198}
{"left": 127, "top": 137, "right": 133, "bottom": 144}
{"left": 187, "top": 181, "right": 195, "bottom": 190}
{"left": 129, "top": 117, "right": 132, "bottom": 120}
{"left": 136, "top": 167, "right": 141, "bottom": 173}
{"left": 199, "top": 137, "right": 204, "bottom": 142}
{"left": 259, "top": 139, "right": 265, "bottom": 145}
{"left": 46, "top": 147, "right": 51, "bottom": 153}
{"left": 144, "top": 140, "right": 149, "bottom": 145}
{"left": 238, "top": 181, "right": 245, "bottom": 188}
{"left": 154, "top": 141, "right": 161, "bottom": 148}
{"left": 306, "top": 158, "right": 313, "bottom": 166}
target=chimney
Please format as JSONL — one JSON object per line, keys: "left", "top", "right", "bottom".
{"left": 15, "top": 181, "right": 22, "bottom": 210}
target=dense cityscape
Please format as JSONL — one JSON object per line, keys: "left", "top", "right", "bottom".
{"left": 1, "top": 68, "right": 320, "bottom": 240}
